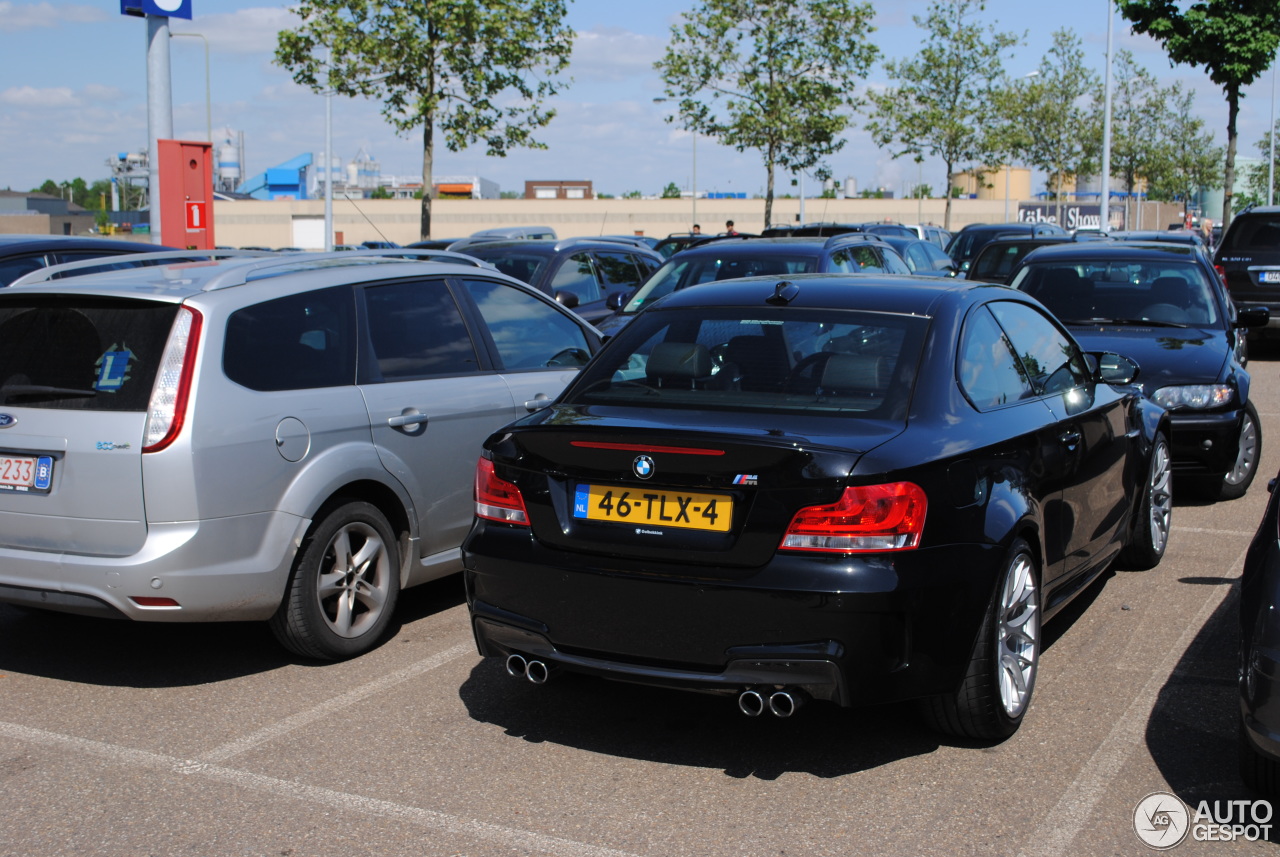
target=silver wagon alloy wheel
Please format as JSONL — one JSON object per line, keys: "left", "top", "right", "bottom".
{"left": 317, "top": 520, "right": 393, "bottom": 638}
{"left": 997, "top": 551, "right": 1039, "bottom": 719}
{"left": 271, "top": 500, "right": 401, "bottom": 660}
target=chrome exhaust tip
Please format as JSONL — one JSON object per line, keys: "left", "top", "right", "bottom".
{"left": 737, "top": 688, "right": 766, "bottom": 717}
{"left": 768, "top": 689, "right": 805, "bottom": 718}
{"left": 505, "top": 653, "right": 528, "bottom": 679}
{"left": 526, "top": 659, "right": 553, "bottom": 685}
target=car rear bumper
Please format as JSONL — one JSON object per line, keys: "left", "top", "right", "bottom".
{"left": 0, "top": 511, "right": 309, "bottom": 621}
{"left": 463, "top": 521, "right": 1003, "bottom": 707}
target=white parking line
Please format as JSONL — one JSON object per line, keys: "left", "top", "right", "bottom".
{"left": 0, "top": 719, "right": 641, "bottom": 857}
{"left": 1015, "top": 548, "right": 1246, "bottom": 857}
{"left": 200, "top": 641, "right": 474, "bottom": 764}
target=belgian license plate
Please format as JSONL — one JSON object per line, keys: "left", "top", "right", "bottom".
{"left": 0, "top": 454, "right": 53, "bottom": 493}
{"left": 1261, "top": 271, "right": 1280, "bottom": 283}
{"left": 573, "top": 483, "right": 732, "bottom": 532}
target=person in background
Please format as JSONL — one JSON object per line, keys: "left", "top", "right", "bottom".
{"left": 725, "top": 220, "right": 738, "bottom": 235}
{"left": 692, "top": 224, "right": 701, "bottom": 235}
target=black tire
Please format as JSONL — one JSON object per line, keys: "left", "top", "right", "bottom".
{"left": 1239, "top": 721, "right": 1280, "bottom": 796}
{"left": 922, "top": 538, "right": 1041, "bottom": 741}
{"left": 1220, "top": 400, "right": 1262, "bottom": 501}
{"left": 1120, "top": 431, "right": 1172, "bottom": 570}
{"left": 270, "top": 500, "right": 401, "bottom": 660}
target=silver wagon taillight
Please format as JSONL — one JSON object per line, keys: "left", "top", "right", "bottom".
{"left": 143, "top": 306, "right": 202, "bottom": 453}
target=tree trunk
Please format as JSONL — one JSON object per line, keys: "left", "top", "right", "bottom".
{"left": 1222, "top": 84, "right": 1239, "bottom": 232}
{"left": 944, "top": 164, "right": 954, "bottom": 230}
{"left": 764, "top": 152, "right": 775, "bottom": 231}
{"left": 420, "top": 118, "right": 434, "bottom": 241}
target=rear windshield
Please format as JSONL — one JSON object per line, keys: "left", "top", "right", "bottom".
{"left": 1010, "top": 259, "right": 1221, "bottom": 326}
{"left": 567, "top": 305, "right": 928, "bottom": 417}
{"left": 0, "top": 295, "right": 179, "bottom": 410}
{"left": 1221, "top": 215, "right": 1280, "bottom": 252}
{"left": 623, "top": 254, "right": 819, "bottom": 313}
{"left": 460, "top": 248, "right": 549, "bottom": 284}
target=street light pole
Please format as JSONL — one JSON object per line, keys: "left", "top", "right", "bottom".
{"left": 1100, "top": 2, "right": 1114, "bottom": 233}
{"left": 325, "top": 49, "right": 334, "bottom": 252}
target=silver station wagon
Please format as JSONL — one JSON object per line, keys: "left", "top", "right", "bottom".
{"left": 0, "top": 252, "right": 598, "bottom": 659}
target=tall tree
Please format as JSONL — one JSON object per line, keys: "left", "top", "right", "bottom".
{"left": 865, "top": 0, "right": 1021, "bottom": 230}
{"left": 1145, "top": 84, "right": 1224, "bottom": 210}
{"left": 1107, "top": 50, "right": 1166, "bottom": 227}
{"left": 655, "top": 0, "right": 879, "bottom": 229}
{"left": 1119, "top": 0, "right": 1280, "bottom": 230}
{"left": 276, "top": 0, "right": 574, "bottom": 240}
{"left": 1003, "top": 29, "right": 1102, "bottom": 226}
{"left": 1240, "top": 119, "right": 1280, "bottom": 208}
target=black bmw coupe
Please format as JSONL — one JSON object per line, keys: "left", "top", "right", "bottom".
{"left": 463, "top": 274, "right": 1171, "bottom": 741}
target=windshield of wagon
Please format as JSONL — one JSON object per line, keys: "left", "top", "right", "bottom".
{"left": 1009, "top": 259, "right": 1221, "bottom": 327}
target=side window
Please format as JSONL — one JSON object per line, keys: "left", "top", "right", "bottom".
{"left": 462, "top": 278, "right": 593, "bottom": 370}
{"left": 224, "top": 285, "right": 355, "bottom": 391}
{"left": 989, "top": 300, "right": 1088, "bottom": 396}
{"left": 850, "top": 246, "right": 886, "bottom": 273}
{"left": 363, "top": 279, "right": 479, "bottom": 381}
{"left": 906, "top": 244, "right": 931, "bottom": 271}
{"left": 958, "top": 306, "right": 1035, "bottom": 410}
{"left": 593, "top": 251, "right": 644, "bottom": 291}
{"left": 881, "top": 247, "right": 911, "bottom": 275}
{"left": 548, "top": 253, "right": 602, "bottom": 303}
{"left": 0, "top": 253, "right": 48, "bottom": 287}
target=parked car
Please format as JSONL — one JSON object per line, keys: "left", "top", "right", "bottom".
{"left": 761, "top": 221, "right": 916, "bottom": 240}
{"left": 1239, "top": 469, "right": 1280, "bottom": 794}
{"left": 946, "top": 222, "right": 1068, "bottom": 272}
{"left": 903, "top": 223, "right": 953, "bottom": 248}
{"left": 0, "top": 235, "right": 178, "bottom": 287}
{"left": 876, "top": 235, "right": 959, "bottom": 276}
{"left": 452, "top": 238, "right": 662, "bottom": 324}
{"left": 463, "top": 273, "right": 1170, "bottom": 740}
{"left": 1109, "top": 229, "right": 1206, "bottom": 247}
{"left": 965, "top": 237, "right": 1073, "bottom": 285}
{"left": 1214, "top": 205, "right": 1280, "bottom": 340}
{"left": 595, "top": 234, "right": 911, "bottom": 336}
{"left": 1009, "top": 241, "right": 1268, "bottom": 500}
{"left": 0, "top": 252, "right": 600, "bottom": 659}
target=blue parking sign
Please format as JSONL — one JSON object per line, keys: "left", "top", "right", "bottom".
{"left": 121, "top": 0, "right": 193, "bottom": 19}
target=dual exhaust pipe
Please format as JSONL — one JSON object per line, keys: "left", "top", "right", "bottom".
{"left": 506, "top": 654, "right": 806, "bottom": 719}
{"left": 738, "top": 687, "right": 806, "bottom": 718}
{"left": 505, "top": 653, "right": 553, "bottom": 685}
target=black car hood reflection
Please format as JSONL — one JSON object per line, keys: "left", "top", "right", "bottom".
{"left": 1067, "top": 324, "right": 1229, "bottom": 388}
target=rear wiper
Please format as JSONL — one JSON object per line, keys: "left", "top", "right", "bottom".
{"left": 0, "top": 385, "right": 98, "bottom": 403}
{"left": 1069, "top": 317, "right": 1188, "bottom": 329}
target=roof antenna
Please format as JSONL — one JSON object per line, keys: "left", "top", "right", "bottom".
{"left": 766, "top": 280, "right": 799, "bottom": 305}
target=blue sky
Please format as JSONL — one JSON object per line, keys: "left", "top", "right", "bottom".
{"left": 0, "top": 1, "right": 1275, "bottom": 199}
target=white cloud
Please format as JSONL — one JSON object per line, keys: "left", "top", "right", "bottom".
{"left": 570, "top": 27, "right": 664, "bottom": 83}
{"left": 0, "top": 86, "right": 78, "bottom": 107}
{"left": 171, "top": 6, "right": 300, "bottom": 54}
{"left": 0, "top": 2, "right": 106, "bottom": 32}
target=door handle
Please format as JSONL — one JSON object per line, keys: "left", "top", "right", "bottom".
{"left": 1058, "top": 429, "right": 1081, "bottom": 449}
{"left": 388, "top": 411, "right": 429, "bottom": 428}
{"left": 525, "top": 394, "right": 552, "bottom": 412}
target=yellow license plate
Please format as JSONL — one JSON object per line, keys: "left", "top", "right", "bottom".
{"left": 573, "top": 483, "right": 732, "bottom": 532}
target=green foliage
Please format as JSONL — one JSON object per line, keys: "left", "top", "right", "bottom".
{"left": 369, "top": 185, "right": 392, "bottom": 199}
{"left": 655, "top": 0, "right": 880, "bottom": 228}
{"left": 499, "top": 190, "right": 522, "bottom": 199}
{"left": 622, "top": 190, "right": 643, "bottom": 199}
{"left": 275, "top": 0, "right": 574, "bottom": 239}
{"left": 1144, "top": 84, "right": 1222, "bottom": 204}
{"left": 661, "top": 182, "right": 683, "bottom": 199}
{"left": 596, "top": 193, "right": 615, "bottom": 199}
{"left": 35, "top": 179, "right": 59, "bottom": 197}
{"left": 1000, "top": 29, "right": 1100, "bottom": 221}
{"left": 910, "top": 184, "right": 932, "bottom": 199}
{"left": 866, "top": 0, "right": 1021, "bottom": 229}
{"left": 1238, "top": 120, "right": 1280, "bottom": 209}
{"left": 1119, "top": 0, "right": 1280, "bottom": 227}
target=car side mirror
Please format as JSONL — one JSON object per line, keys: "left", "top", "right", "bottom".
{"left": 1235, "top": 306, "right": 1270, "bottom": 329}
{"left": 605, "top": 291, "right": 629, "bottom": 312}
{"left": 554, "top": 290, "right": 580, "bottom": 309}
{"left": 1089, "top": 352, "right": 1140, "bottom": 385}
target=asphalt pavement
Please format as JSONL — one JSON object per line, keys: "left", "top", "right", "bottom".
{"left": 2, "top": 345, "right": 1280, "bottom": 857}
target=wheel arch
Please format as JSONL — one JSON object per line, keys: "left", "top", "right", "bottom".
{"left": 306, "top": 480, "right": 415, "bottom": 588}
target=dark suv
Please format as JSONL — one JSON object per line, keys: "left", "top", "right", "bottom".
{"left": 595, "top": 234, "right": 911, "bottom": 335}
{"left": 1214, "top": 206, "right": 1280, "bottom": 339}
{"left": 0, "top": 235, "right": 177, "bottom": 287}
{"left": 947, "top": 222, "right": 1068, "bottom": 272}
{"left": 452, "top": 238, "right": 662, "bottom": 324}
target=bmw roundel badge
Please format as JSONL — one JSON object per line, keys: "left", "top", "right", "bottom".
{"left": 633, "top": 455, "right": 655, "bottom": 480}
{"left": 0, "top": 414, "right": 15, "bottom": 429}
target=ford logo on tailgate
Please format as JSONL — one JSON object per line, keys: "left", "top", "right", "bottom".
{"left": 0, "top": 414, "right": 15, "bottom": 429}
